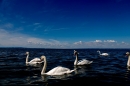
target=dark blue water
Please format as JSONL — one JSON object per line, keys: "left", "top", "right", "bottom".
{"left": 0, "top": 48, "right": 130, "bottom": 86}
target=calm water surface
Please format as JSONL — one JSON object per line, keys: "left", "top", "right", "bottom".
{"left": 0, "top": 48, "right": 130, "bottom": 86}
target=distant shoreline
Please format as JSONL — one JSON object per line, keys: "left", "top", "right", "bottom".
{"left": 0, "top": 47, "right": 130, "bottom": 50}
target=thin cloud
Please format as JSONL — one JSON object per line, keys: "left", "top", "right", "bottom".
{"left": 73, "top": 40, "right": 130, "bottom": 48}
{"left": 0, "top": 29, "right": 69, "bottom": 48}
{"left": 0, "top": 23, "right": 14, "bottom": 29}
{"left": 0, "top": 29, "right": 129, "bottom": 48}
{"left": 34, "top": 23, "right": 41, "bottom": 25}
{"left": 94, "top": 40, "right": 116, "bottom": 43}
{"left": 104, "top": 40, "right": 116, "bottom": 42}
{"left": 74, "top": 41, "right": 82, "bottom": 45}
{"left": 94, "top": 40, "right": 102, "bottom": 42}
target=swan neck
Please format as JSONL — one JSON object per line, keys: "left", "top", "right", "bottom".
{"left": 98, "top": 51, "right": 101, "bottom": 54}
{"left": 74, "top": 54, "right": 78, "bottom": 65}
{"left": 26, "top": 54, "right": 29, "bottom": 63}
{"left": 41, "top": 56, "right": 47, "bottom": 75}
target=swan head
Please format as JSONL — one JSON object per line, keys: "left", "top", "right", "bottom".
{"left": 40, "top": 55, "right": 46, "bottom": 61}
{"left": 97, "top": 50, "right": 100, "bottom": 52}
{"left": 126, "top": 52, "right": 130, "bottom": 56}
{"left": 74, "top": 50, "right": 79, "bottom": 56}
{"left": 25, "top": 52, "right": 29, "bottom": 55}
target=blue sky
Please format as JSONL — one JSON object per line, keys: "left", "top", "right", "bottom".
{"left": 0, "top": 0, "right": 130, "bottom": 48}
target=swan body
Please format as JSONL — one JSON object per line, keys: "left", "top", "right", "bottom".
{"left": 45, "top": 66, "right": 74, "bottom": 75}
{"left": 29, "top": 58, "right": 41, "bottom": 62}
{"left": 126, "top": 52, "right": 130, "bottom": 67}
{"left": 74, "top": 50, "right": 93, "bottom": 66}
{"left": 97, "top": 50, "right": 109, "bottom": 56}
{"left": 25, "top": 52, "right": 43, "bottom": 66}
{"left": 76, "top": 59, "right": 93, "bottom": 65}
{"left": 41, "top": 55, "right": 75, "bottom": 76}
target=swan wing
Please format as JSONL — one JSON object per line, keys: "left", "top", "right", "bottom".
{"left": 77, "top": 59, "right": 93, "bottom": 65}
{"left": 46, "top": 66, "right": 74, "bottom": 75}
{"left": 102, "top": 53, "right": 109, "bottom": 56}
{"left": 30, "top": 58, "right": 41, "bottom": 62}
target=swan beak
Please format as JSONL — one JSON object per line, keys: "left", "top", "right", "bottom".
{"left": 125, "top": 54, "right": 128, "bottom": 57}
{"left": 126, "top": 54, "right": 128, "bottom": 57}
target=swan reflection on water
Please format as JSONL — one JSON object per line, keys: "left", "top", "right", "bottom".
{"left": 127, "top": 66, "right": 130, "bottom": 71}
{"left": 123, "top": 67, "right": 130, "bottom": 82}
{"left": 28, "top": 73, "right": 74, "bottom": 86}
{"left": 74, "top": 65, "right": 92, "bottom": 75}
{"left": 48, "top": 72, "right": 75, "bottom": 80}
{"left": 28, "top": 75, "right": 49, "bottom": 86}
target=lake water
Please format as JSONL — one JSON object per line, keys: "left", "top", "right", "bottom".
{"left": 0, "top": 48, "right": 130, "bottom": 86}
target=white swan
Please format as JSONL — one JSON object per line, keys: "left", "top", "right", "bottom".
{"left": 25, "top": 52, "right": 43, "bottom": 66}
{"left": 97, "top": 50, "right": 109, "bottom": 56}
{"left": 126, "top": 52, "right": 130, "bottom": 67}
{"left": 74, "top": 50, "right": 93, "bottom": 66}
{"left": 40, "top": 55, "right": 75, "bottom": 76}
